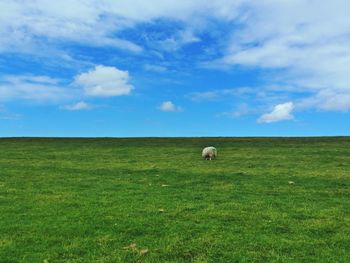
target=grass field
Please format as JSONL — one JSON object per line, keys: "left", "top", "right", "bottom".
{"left": 0, "top": 137, "right": 349, "bottom": 262}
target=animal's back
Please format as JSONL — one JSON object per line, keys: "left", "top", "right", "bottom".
{"left": 202, "top": 146, "right": 217, "bottom": 159}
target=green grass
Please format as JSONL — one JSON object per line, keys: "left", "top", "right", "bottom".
{"left": 0, "top": 137, "right": 349, "bottom": 262}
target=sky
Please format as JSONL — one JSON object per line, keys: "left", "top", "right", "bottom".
{"left": 1, "top": 0, "right": 350, "bottom": 137}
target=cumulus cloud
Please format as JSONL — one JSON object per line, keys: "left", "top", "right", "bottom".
{"left": 258, "top": 102, "right": 294, "bottom": 124}
{"left": 74, "top": 65, "right": 133, "bottom": 97}
{"left": 159, "top": 101, "right": 182, "bottom": 112}
{"left": 0, "top": 65, "right": 134, "bottom": 103}
{"left": 61, "top": 101, "right": 93, "bottom": 111}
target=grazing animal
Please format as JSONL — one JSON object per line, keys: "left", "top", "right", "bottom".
{"left": 202, "top": 146, "right": 217, "bottom": 160}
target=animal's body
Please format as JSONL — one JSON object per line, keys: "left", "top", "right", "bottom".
{"left": 202, "top": 146, "right": 217, "bottom": 160}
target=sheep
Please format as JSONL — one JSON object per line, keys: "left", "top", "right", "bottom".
{"left": 202, "top": 146, "right": 217, "bottom": 160}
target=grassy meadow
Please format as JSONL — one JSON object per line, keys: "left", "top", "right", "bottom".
{"left": 0, "top": 137, "right": 349, "bottom": 262}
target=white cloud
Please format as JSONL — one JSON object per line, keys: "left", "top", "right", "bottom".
{"left": 144, "top": 64, "right": 168, "bottom": 73}
{"left": 74, "top": 65, "right": 133, "bottom": 97}
{"left": 0, "top": 105, "right": 21, "bottom": 120}
{"left": 61, "top": 101, "right": 93, "bottom": 111}
{"left": 157, "top": 29, "right": 201, "bottom": 52}
{"left": 219, "top": 103, "right": 257, "bottom": 118}
{"left": 217, "top": 0, "right": 350, "bottom": 112}
{"left": 159, "top": 101, "right": 182, "bottom": 112}
{"left": 0, "top": 0, "right": 243, "bottom": 55}
{"left": 2, "top": 0, "right": 350, "bottom": 115}
{"left": 190, "top": 87, "right": 255, "bottom": 101}
{"left": 0, "top": 75, "right": 73, "bottom": 102}
{"left": 258, "top": 102, "right": 294, "bottom": 124}
{"left": 0, "top": 0, "right": 142, "bottom": 53}
{"left": 297, "top": 90, "right": 350, "bottom": 112}
{"left": 190, "top": 91, "right": 220, "bottom": 101}
{"left": 0, "top": 65, "right": 134, "bottom": 103}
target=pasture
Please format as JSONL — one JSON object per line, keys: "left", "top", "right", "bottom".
{"left": 0, "top": 137, "right": 349, "bottom": 262}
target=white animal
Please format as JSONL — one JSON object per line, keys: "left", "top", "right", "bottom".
{"left": 202, "top": 146, "right": 217, "bottom": 160}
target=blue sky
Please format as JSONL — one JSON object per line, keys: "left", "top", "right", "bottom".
{"left": 1, "top": 0, "right": 350, "bottom": 137}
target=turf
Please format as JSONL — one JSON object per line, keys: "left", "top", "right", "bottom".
{"left": 0, "top": 137, "right": 349, "bottom": 262}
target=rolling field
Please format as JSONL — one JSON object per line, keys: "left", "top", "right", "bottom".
{"left": 0, "top": 137, "right": 349, "bottom": 262}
